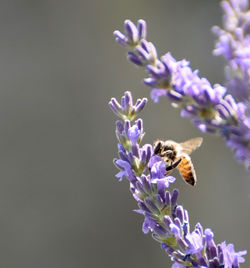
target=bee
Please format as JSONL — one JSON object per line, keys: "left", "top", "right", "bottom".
{"left": 153, "top": 137, "right": 203, "bottom": 186}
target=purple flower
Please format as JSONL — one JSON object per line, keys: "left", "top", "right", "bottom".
{"left": 148, "top": 156, "right": 166, "bottom": 178}
{"left": 142, "top": 216, "right": 152, "bottom": 234}
{"left": 114, "top": 159, "right": 136, "bottom": 182}
{"left": 128, "top": 124, "right": 141, "bottom": 144}
{"left": 219, "top": 241, "right": 247, "bottom": 268}
{"left": 110, "top": 91, "right": 246, "bottom": 267}
{"left": 113, "top": 19, "right": 147, "bottom": 48}
{"left": 186, "top": 230, "right": 204, "bottom": 254}
{"left": 114, "top": 13, "right": 250, "bottom": 171}
{"left": 212, "top": 0, "right": 250, "bottom": 105}
{"left": 148, "top": 155, "right": 176, "bottom": 187}
{"left": 150, "top": 89, "right": 167, "bottom": 103}
{"left": 109, "top": 91, "right": 147, "bottom": 121}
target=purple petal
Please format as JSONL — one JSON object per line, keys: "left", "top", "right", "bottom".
{"left": 137, "top": 19, "right": 147, "bottom": 39}
{"left": 150, "top": 89, "right": 167, "bottom": 103}
{"left": 124, "top": 20, "right": 138, "bottom": 44}
{"left": 128, "top": 125, "right": 141, "bottom": 144}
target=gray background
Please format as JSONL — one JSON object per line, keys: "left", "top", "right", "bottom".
{"left": 0, "top": 0, "right": 249, "bottom": 267}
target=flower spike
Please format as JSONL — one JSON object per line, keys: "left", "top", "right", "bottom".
{"left": 113, "top": 2, "right": 250, "bottom": 171}
{"left": 109, "top": 91, "right": 247, "bottom": 267}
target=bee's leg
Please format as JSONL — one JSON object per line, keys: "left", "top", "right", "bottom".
{"left": 166, "top": 158, "right": 182, "bottom": 172}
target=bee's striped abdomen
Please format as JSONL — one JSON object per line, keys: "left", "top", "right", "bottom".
{"left": 177, "top": 154, "right": 197, "bottom": 186}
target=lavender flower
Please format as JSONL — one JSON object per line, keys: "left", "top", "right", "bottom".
{"left": 109, "top": 91, "right": 247, "bottom": 268}
{"left": 219, "top": 242, "right": 247, "bottom": 267}
{"left": 212, "top": 0, "right": 250, "bottom": 103}
{"left": 113, "top": 0, "right": 250, "bottom": 171}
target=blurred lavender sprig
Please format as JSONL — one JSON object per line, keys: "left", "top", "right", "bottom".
{"left": 109, "top": 91, "right": 247, "bottom": 268}
{"left": 212, "top": 0, "right": 250, "bottom": 103}
{"left": 113, "top": 0, "right": 250, "bottom": 171}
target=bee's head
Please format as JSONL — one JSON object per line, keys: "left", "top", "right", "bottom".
{"left": 153, "top": 140, "right": 178, "bottom": 163}
{"left": 162, "top": 141, "right": 177, "bottom": 161}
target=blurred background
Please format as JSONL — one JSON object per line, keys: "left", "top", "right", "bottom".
{"left": 0, "top": 0, "right": 249, "bottom": 267}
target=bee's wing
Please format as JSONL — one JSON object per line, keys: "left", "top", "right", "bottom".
{"left": 179, "top": 137, "right": 203, "bottom": 155}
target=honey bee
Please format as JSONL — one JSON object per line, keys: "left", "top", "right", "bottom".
{"left": 153, "top": 137, "right": 203, "bottom": 186}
